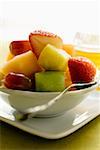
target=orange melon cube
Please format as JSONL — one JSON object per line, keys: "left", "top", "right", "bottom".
{"left": 6, "top": 52, "right": 14, "bottom": 61}
{"left": 63, "top": 44, "right": 75, "bottom": 56}
{"left": 1, "top": 51, "right": 41, "bottom": 76}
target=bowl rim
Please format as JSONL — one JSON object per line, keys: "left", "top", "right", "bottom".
{"left": 0, "top": 81, "right": 98, "bottom": 96}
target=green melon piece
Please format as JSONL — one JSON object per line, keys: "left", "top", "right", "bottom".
{"left": 35, "top": 71, "right": 65, "bottom": 92}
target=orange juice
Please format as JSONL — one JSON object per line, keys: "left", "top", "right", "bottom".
{"left": 74, "top": 32, "right": 100, "bottom": 90}
{"left": 74, "top": 32, "right": 100, "bottom": 69}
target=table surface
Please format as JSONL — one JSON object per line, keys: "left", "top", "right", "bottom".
{"left": 0, "top": 116, "right": 100, "bottom": 150}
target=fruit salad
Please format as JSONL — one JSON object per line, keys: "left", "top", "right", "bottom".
{"left": 0, "top": 30, "right": 97, "bottom": 92}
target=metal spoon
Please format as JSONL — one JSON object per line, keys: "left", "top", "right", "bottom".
{"left": 11, "top": 81, "right": 97, "bottom": 121}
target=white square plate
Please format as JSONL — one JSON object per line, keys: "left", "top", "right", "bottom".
{"left": 0, "top": 90, "right": 100, "bottom": 139}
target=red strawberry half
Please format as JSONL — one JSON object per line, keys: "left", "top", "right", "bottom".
{"left": 29, "top": 30, "right": 63, "bottom": 57}
{"left": 9, "top": 40, "right": 32, "bottom": 56}
{"left": 68, "top": 57, "right": 96, "bottom": 83}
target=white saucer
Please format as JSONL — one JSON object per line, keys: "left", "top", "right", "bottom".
{"left": 0, "top": 91, "right": 100, "bottom": 139}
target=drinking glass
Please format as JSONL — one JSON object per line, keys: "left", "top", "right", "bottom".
{"left": 74, "top": 32, "right": 100, "bottom": 90}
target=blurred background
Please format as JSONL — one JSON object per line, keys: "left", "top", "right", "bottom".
{"left": 0, "top": 0, "right": 99, "bottom": 65}
{"left": 0, "top": 0, "right": 99, "bottom": 41}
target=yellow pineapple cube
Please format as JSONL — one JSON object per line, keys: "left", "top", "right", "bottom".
{"left": 38, "top": 44, "right": 71, "bottom": 71}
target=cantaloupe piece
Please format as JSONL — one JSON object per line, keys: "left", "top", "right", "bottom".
{"left": 6, "top": 52, "right": 14, "bottom": 61}
{"left": 1, "top": 51, "right": 41, "bottom": 76}
{"left": 0, "top": 71, "right": 4, "bottom": 86}
{"left": 63, "top": 44, "right": 75, "bottom": 56}
{"left": 65, "top": 68, "right": 72, "bottom": 87}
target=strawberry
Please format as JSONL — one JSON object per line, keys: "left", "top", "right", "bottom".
{"left": 68, "top": 57, "right": 96, "bottom": 83}
{"left": 9, "top": 40, "right": 32, "bottom": 56}
{"left": 29, "top": 30, "right": 63, "bottom": 57}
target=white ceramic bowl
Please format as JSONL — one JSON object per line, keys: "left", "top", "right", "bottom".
{"left": 0, "top": 82, "right": 98, "bottom": 117}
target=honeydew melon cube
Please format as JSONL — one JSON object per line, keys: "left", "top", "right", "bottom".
{"left": 35, "top": 71, "right": 66, "bottom": 92}
{"left": 38, "top": 44, "right": 71, "bottom": 71}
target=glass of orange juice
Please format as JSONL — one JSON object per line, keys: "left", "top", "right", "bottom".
{"left": 74, "top": 32, "right": 100, "bottom": 90}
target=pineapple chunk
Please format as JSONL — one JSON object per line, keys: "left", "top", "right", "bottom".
{"left": 38, "top": 44, "right": 71, "bottom": 71}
